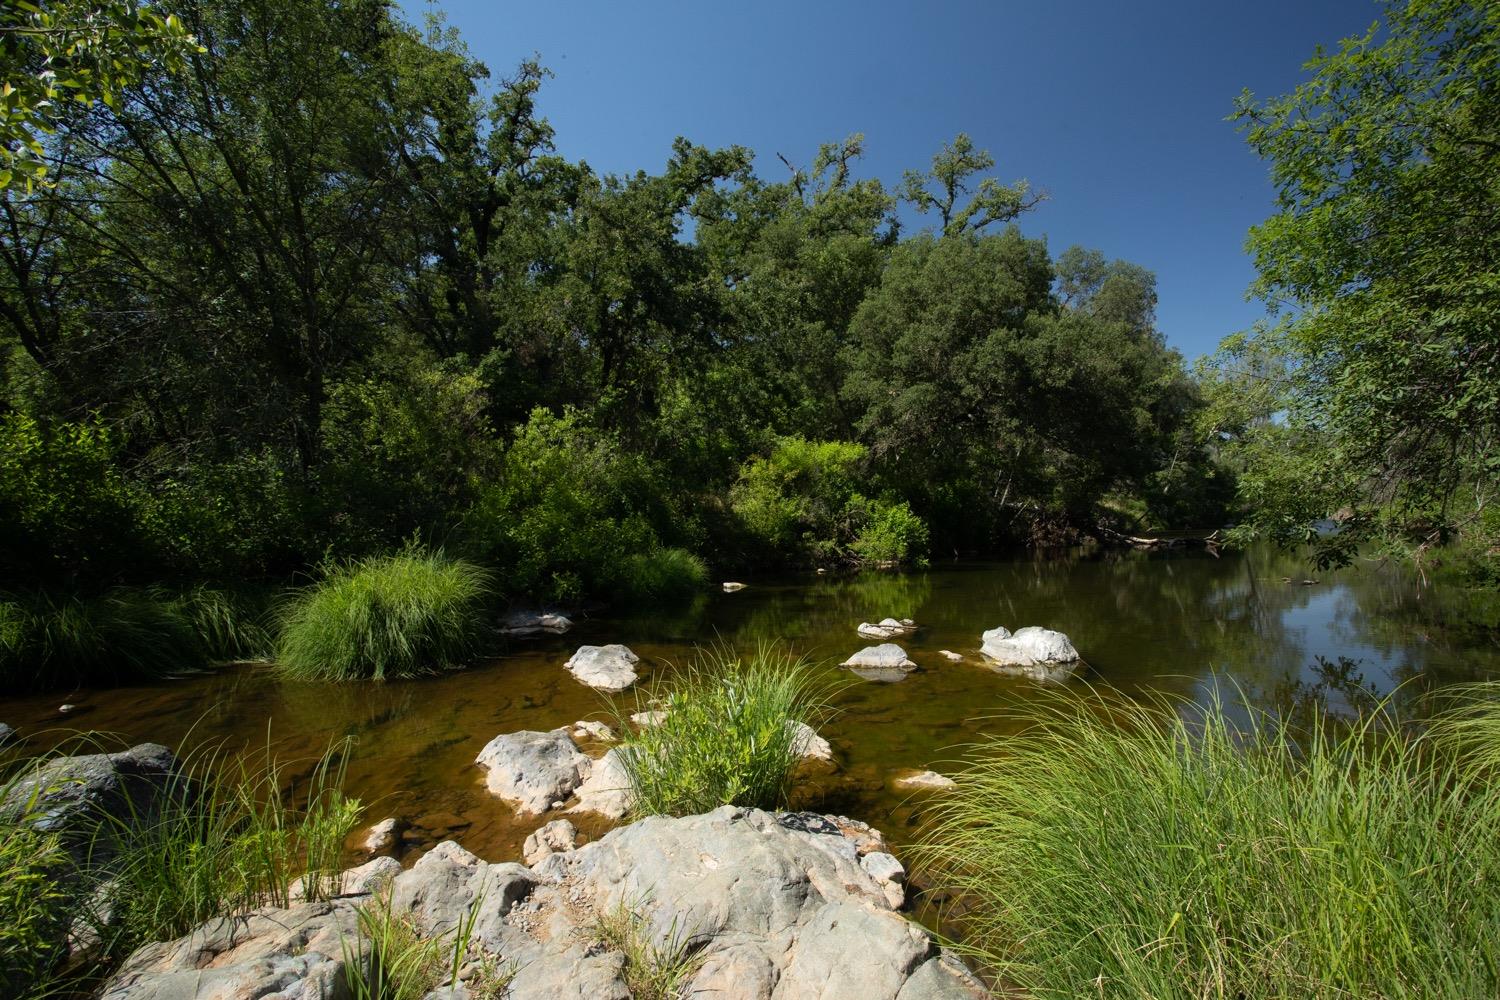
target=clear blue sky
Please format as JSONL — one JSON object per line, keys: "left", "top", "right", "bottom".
{"left": 398, "top": 0, "right": 1381, "bottom": 360}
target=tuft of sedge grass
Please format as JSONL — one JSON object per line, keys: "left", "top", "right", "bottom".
{"left": 97, "top": 738, "right": 362, "bottom": 959}
{"left": 177, "top": 585, "right": 273, "bottom": 662}
{"left": 343, "top": 886, "right": 513, "bottom": 1000}
{"left": 915, "top": 684, "right": 1500, "bottom": 1000}
{"left": 612, "top": 645, "right": 830, "bottom": 818}
{"left": 612, "top": 547, "right": 709, "bottom": 606}
{"left": 0, "top": 776, "right": 72, "bottom": 997}
{"left": 275, "top": 546, "right": 494, "bottom": 681}
{"left": 592, "top": 899, "right": 705, "bottom": 1000}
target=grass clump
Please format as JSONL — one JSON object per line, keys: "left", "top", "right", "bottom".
{"left": 344, "top": 888, "right": 513, "bottom": 1000}
{"left": 918, "top": 687, "right": 1500, "bottom": 1000}
{"left": 593, "top": 900, "right": 704, "bottom": 1000}
{"left": 276, "top": 547, "right": 493, "bottom": 681}
{"left": 612, "top": 547, "right": 709, "bottom": 605}
{"left": 0, "top": 790, "right": 70, "bottom": 996}
{"left": 615, "top": 648, "right": 828, "bottom": 817}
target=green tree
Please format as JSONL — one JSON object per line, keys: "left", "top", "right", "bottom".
{"left": 899, "top": 132, "right": 1043, "bottom": 236}
{"left": 1231, "top": 0, "right": 1500, "bottom": 562}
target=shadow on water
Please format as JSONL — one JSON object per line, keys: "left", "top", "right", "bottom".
{"left": 1, "top": 546, "right": 1496, "bottom": 866}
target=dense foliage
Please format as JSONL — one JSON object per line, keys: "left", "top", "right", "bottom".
{"left": 0, "top": 0, "right": 1218, "bottom": 643}
{"left": 1210, "top": 0, "right": 1500, "bottom": 573}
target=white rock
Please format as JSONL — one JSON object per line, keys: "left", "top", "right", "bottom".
{"left": 570, "top": 719, "right": 618, "bottom": 743}
{"left": 861, "top": 851, "right": 907, "bottom": 909}
{"left": 938, "top": 650, "right": 963, "bottom": 662}
{"left": 892, "top": 769, "right": 958, "bottom": 792}
{"left": 841, "top": 644, "right": 916, "bottom": 670}
{"left": 787, "top": 721, "right": 834, "bottom": 763}
{"left": 722, "top": 581, "right": 748, "bottom": 592}
{"left": 631, "top": 710, "right": 667, "bottom": 728}
{"left": 474, "top": 729, "right": 590, "bottom": 815}
{"left": 362, "top": 817, "right": 399, "bottom": 854}
{"left": 856, "top": 617, "right": 919, "bottom": 640}
{"left": 564, "top": 644, "right": 641, "bottom": 692}
{"left": 568, "top": 747, "right": 635, "bottom": 820}
{"left": 523, "top": 818, "right": 578, "bottom": 865}
{"left": 979, "top": 625, "right": 1080, "bottom": 682}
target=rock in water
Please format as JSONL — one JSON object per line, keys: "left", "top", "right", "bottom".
{"left": 500, "top": 610, "right": 573, "bottom": 636}
{"left": 564, "top": 644, "right": 640, "bottom": 692}
{"left": 787, "top": 721, "right": 834, "bottom": 763}
{"left": 569, "top": 719, "right": 618, "bottom": 744}
{"left": 856, "top": 617, "right": 919, "bottom": 640}
{"left": 979, "top": 625, "right": 1080, "bottom": 683}
{"left": 721, "top": 581, "right": 748, "bottom": 592}
{"left": 841, "top": 643, "right": 918, "bottom": 682}
{"left": 362, "top": 816, "right": 401, "bottom": 854}
{"left": 892, "top": 769, "right": 958, "bottom": 792}
{"left": 474, "top": 729, "right": 590, "bottom": 816}
{"left": 0, "top": 723, "right": 13, "bottom": 745}
{"left": 938, "top": 649, "right": 963, "bottom": 662}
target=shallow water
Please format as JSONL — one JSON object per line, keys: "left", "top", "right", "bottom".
{"left": 2, "top": 546, "right": 1496, "bottom": 867}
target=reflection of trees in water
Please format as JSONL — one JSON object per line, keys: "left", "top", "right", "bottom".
{"left": 723, "top": 571, "right": 936, "bottom": 653}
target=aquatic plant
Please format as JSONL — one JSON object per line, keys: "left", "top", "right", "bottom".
{"left": 918, "top": 686, "right": 1500, "bottom": 999}
{"left": 275, "top": 547, "right": 494, "bottom": 681}
{"left": 615, "top": 647, "right": 829, "bottom": 817}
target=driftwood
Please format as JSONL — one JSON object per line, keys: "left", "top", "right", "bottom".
{"left": 1098, "top": 527, "right": 1223, "bottom": 551}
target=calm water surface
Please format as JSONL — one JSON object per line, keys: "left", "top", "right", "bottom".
{"left": 3, "top": 546, "right": 1496, "bottom": 867}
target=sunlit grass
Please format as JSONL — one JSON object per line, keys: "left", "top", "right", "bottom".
{"left": 917, "top": 685, "right": 1500, "bottom": 1000}
{"left": 276, "top": 547, "right": 493, "bottom": 681}
{"left": 614, "top": 646, "right": 829, "bottom": 817}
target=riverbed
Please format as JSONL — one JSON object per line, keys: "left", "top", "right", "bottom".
{"left": 2, "top": 546, "right": 1495, "bottom": 863}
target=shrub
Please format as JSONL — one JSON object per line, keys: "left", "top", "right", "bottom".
{"left": 0, "top": 787, "right": 70, "bottom": 995}
{"left": 460, "top": 408, "right": 676, "bottom": 603}
{"left": 276, "top": 547, "right": 493, "bottom": 681}
{"left": 614, "top": 648, "right": 829, "bottom": 817}
{"left": 0, "top": 588, "right": 210, "bottom": 690}
{"left": 848, "top": 496, "right": 930, "bottom": 566}
{"left": 918, "top": 688, "right": 1500, "bottom": 999}
{"left": 611, "top": 548, "right": 709, "bottom": 605}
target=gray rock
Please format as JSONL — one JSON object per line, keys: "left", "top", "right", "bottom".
{"left": 564, "top": 644, "right": 640, "bottom": 692}
{"left": 980, "top": 625, "right": 1080, "bottom": 682}
{"left": 0, "top": 723, "right": 13, "bottom": 745}
{"left": 2, "top": 743, "right": 182, "bottom": 860}
{"left": 523, "top": 819, "right": 577, "bottom": 865}
{"left": 862, "top": 851, "right": 907, "bottom": 909}
{"left": 501, "top": 610, "right": 572, "bottom": 636}
{"left": 570, "top": 719, "right": 618, "bottom": 743}
{"left": 630, "top": 709, "right": 666, "bottom": 728}
{"left": 892, "top": 769, "right": 958, "bottom": 792}
{"left": 289, "top": 855, "right": 402, "bottom": 902}
{"left": 99, "top": 898, "right": 365, "bottom": 1000}
{"left": 857, "top": 618, "right": 918, "bottom": 640}
{"left": 568, "top": 747, "right": 634, "bottom": 820}
{"left": 474, "top": 729, "right": 590, "bottom": 816}
{"left": 938, "top": 649, "right": 963, "bottom": 662}
{"left": 722, "top": 581, "right": 748, "bottom": 592}
{"left": 842, "top": 643, "right": 917, "bottom": 674}
{"left": 788, "top": 721, "right": 834, "bottom": 763}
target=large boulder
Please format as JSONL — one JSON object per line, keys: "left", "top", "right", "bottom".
{"left": 568, "top": 747, "right": 634, "bottom": 820}
{"left": 100, "top": 808, "right": 986, "bottom": 1000}
{"left": 2, "top": 743, "right": 182, "bottom": 861}
{"left": 474, "top": 729, "right": 590, "bottom": 816}
{"left": 857, "top": 618, "right": 918, "bottom": 640}
{"left": 841, "top": 643, "right": 918, "bottom": 683}
{"left": 979, "top": 625, "right": 1080, "bottom": 683}
{"left": 564, "top": 644, "right": 640, "bottom": 692}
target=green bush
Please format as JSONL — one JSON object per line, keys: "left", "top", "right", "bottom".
{"left": 460, "top": 408, "right": 679, "bottom": 603}
{"left": 0, "top": 588, "right": 210, "bottom": 690}
{"left": 611, "top": 548, "right": 709, "bottom": 605}
{"left": 848, "top": 496, "right": 930, "bottom": 566}
{"left": 275, "top": 548, "right": 493, "bottom": 681}
{"left": 614, "top": 648, "right": 828, "bottom": 817}
{"left": 0, "top": 791, "right": 70, "bottom": 996}
{"left": 918, "top": 688, "right": 1500, "bottom": 999}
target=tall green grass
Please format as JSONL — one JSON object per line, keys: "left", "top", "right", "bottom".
{"left": 612, "top": 547, "right": 709, "bottom": 605}
{"left": 614, "top": 647, "right": 829, "bottom": 817}
{"left": 918, "top": 687, "right": 1500, "bottom": 999}
{"left": 276, "top": 548, "right": 493, "bottom": 681}
{"left": 1, "top": 737, "right": 361, "bottom": 988}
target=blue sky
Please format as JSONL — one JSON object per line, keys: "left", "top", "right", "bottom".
{"left": 397, "top": 0, "right": 1381, "bottom": 360}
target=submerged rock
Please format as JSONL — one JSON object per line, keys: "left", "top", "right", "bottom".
{"left": 979, "top": 625, "right": 1080, "bottom": 683}
{"left": 474, "top": 729, "right": 590, "bottom": 816}
{"left": 564, "top": 644, "right": 640, "bottom": 692}
{"left": 500, "top": 610, "right": 572, "bottom": 636}
{"left": 938, "top": 649, "right": 963, "bottom": 662}
{"left": 892, "top": 769, "right": 958, "bottom": 792}
{"left": 857, "top": 617, "right": 918, "bottom": 640}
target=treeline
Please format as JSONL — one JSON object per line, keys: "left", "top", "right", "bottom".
{"left": 0, "top": 0, "right": 1226, "bottom": 606}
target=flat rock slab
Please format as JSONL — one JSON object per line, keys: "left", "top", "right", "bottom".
{"left": 475, "top": 729, "right": 590, "bottom": 816}
{"left": 565, "top": 644, "right": 641, "bottom": 692}
{"left": 842, "top": 643, "right": 917, "bottom": 671}
{"left": 567, "top": 747, "right": 634, "bottom": 820}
